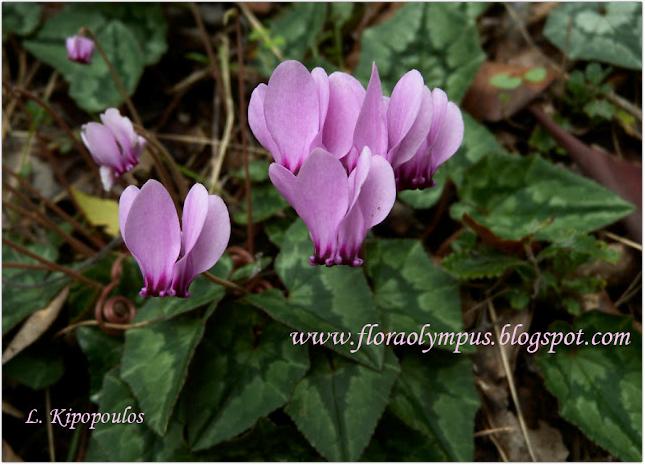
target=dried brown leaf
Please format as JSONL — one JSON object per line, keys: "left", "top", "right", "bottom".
{"left": 2, "top": 286, "right": 69, "bottom": 364}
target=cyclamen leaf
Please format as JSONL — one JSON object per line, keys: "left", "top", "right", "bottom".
{"left": 442, "top": 247, "right": 527, "bottom": 280}
{"left": 451, "top": 152, "right": 634, "bottom": 242}
{"left": 356, "top": 3, "right": 486, "bottom": 101}
{"left": 254, "top": 2, "right": 328, "bottom": 76}
{"left": 183, "top": 304, "right": 309, "bottom": 451}
{"left": 2, "top": 243, "right": 66, "bottom": 334}
{"left": 86, "top": 369, "right": 156, "bottom": 461}
{"left": 2, "top": 2, "right": 41, "bottom": 38}
{"left": 364, "top": 239, "right": 463, "bottom": 334}
{"left": 285, "top": 349, "right": 400, "bottom": 461}
{"left": 536, "top": 312, "right": 641, "bottom": 461}
{"left": 544, "top": 2, "right": 642, "bottom": 70}
{"left": 4, "top": 345, "right": 64, "bottom": 390}
{"left": 389, "top": 354, "right": 480, "bottom": 461}
{"left": 76, "top": 327, "right": 124, "bottom": 402}
{"left": 232, "top": 183, "right": 288, "bottom": 225}
{"left": 245, "top": 220, "right": 384, "bottom": 369}
{"left": 119, "top": 283, "right": 227, "bottom": 436}
{"left": 23, "top": 4, "right": 167, "bottom": 112}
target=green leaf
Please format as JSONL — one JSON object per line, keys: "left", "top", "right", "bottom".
{"left": 285, "top": 350, "right": 400, "bottom": 461}
{"left": 442, "top": 247, "right": 527, "bottom": 280}
{"left": 204, "top": 418, "right": 320, "bottom": 461}
{"left": 451, "top": 153, "right": 634, "bottom": 241}
{"left": 254, "top": 3, "right": 328, "bottom": 76}
{"left": 398, "top": 113, "right": 504, "bottom": 209}
{"left": 489, "top": 73, "right": 522, "bottom": 89}
{"left": 389, "top": 353, "right": 480, "bottom": 460}
{"left": 23, "top": 4, "right": 166, "bottom": 112}
{"left": 76, "top": 327, "right": 123, "bottom": 402}
{"left": 2, "top": 242, "right": 66, "bottom": 334}
{"left": 231, "top": 159, "right": 270, "bottom": 182}
{"left": 544, "top": 2, "right": 642, "bottom": 70}
{"left": 120, "top": 288, "right": 225, "bottom": 436}
{"left": 363, "top": 412, "right": 445, "bottom": 460}
{"left": 3, "top": 3, "right": 41, "bottom": 38}
{"left": 232, "top": 183, "right": 288, "bottom": 225}
{"left": 356, "top": 3, "right": 485, "bottom": 101}
{"left": 86, "top": 369, "right": 156, "bottom": 461}
{"left": 182, "top": 304, "right": 309, "bottom": 450}
{"left": 364, "top": 239, "right": 463, "bottom": 334}
{"left": 244, "top": 220, "right": 384, "bottom": 369}
{"left": 4, "top": 344, "right": 64, "bottom": 390}
{"left": 523, "top": 66, "right": 548, "bottom": 83}
{"left": 536, "top": 312, "right": 641, "bottom": 461}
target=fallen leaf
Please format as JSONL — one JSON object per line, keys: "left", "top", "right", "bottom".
{"left": 70, "top": 188, "right": 120, "bottom": 237}
{"left": 463, "top": 62, "right": 556, "bottom": 121}
{"left": 2, "top": 286, "right": 69, "bottom": 364}
{"left": 530, "top": 105, "right": 642, "bottom": 241}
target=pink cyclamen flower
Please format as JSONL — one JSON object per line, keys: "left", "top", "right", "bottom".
{"left": 66, "top": 35, "right": 94, "bottom": 64}
{"left": 393, "top": 88, "right": 464, "bottom": 190}
{"left": 81, "top": 108, "right": 146, "bottom": 191}
{"left": 269, "top": 146, "right": 395, "bottom": 266}
{"left": 119, "top": 180, "right": 231, "bottom": 298}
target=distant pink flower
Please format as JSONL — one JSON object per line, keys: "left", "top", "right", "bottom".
{"left": 66, "top": 35, "right": 94, "bottom": 64}
{"left": 269, "top": 146, "right": 395, "bottom": 266}
{"left": 119, "top": 180, "right": 231, "bottom": 298}
{"left": 81, "top": 108, "right": 145, "bottom": 191}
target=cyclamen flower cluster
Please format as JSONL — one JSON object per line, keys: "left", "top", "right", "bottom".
{"left": 249, "top": 60, "right": 463, "bottom": 266}
{"left": 81, "top": 108, "right": 145, "bottom": 191}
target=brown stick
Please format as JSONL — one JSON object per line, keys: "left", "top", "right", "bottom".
{"left": 2, "top": 165, "right": 105, "bottom": 249}
{"left": 81, "top": 28, "right": 142, "bottom": 128}
{"left": 3, "top": 238, "right": 103, "bottom": 290}
{"left": 2, "top": 196, "right": 96, "bottom": 256}
{"left": 4, "top": 84, "right": 99, "bottom": 178}
{"left": 236, "top": 14, "right": 254, "bottom": 254}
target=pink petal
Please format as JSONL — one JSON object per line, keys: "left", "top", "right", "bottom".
{"left": 323, "top": 72, "right": 365, "bottom": 158}
{"left": 311, "top": 67, "right": 330, "bottom": 130}
{"left": 100, "top": 108, "right": 142, "bottom": 165}
{"left": 118, "top": 185, "right": 140, "bottom": 237}
{"left": 172, "top": 194, "right": 230, "bottom": 297}
{"left": 347, "top": 146, "right": 371, "bottom": 210}
{"left": 123, "top": 180, "right": 181, "bottom": 296}
{"left": 337, "top": 203, "right": 366, "bottom": 266}
{"left": 387, "top": 69, "right": 424, "bottom": 150}
{"left": 248, "top": 84, "right": 281, "bottom": 164}
{"left": 269, "top": 149, "right": 349, "bottom": 264}
{"left": 264, "top": 60, "right": 321, "bottom": 172}
{"left": 430, "top": 101, "right": 464, "bottom": 172}
{"left": 353, "top": 63, "right": 387, "bottom": 157}
{"left": 99, "top": 166, "right": 116, "bottom": 191}
{"left": 357, "top": 154, "right": 396, "bottom": 229}
{"left": 81, "top": 123, "right": 122, "bottom": 170}
{"left": 179, "top": 183, "right": 209, "bottom": 256}
{"left": 427, "top": 88, "right": 448, "bottom": 144}
{"left": 387, "top": 85, "right": 433, "bottom": 168}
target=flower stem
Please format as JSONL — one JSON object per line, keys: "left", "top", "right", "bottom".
{"left": 3, "top": 238, "right": 103, "bottom": 290}
{"left": 81, "top": 27, "right": 143, "bottom": 127}
{"left": 203, "top": 271, "right": 247, "bottom": 293}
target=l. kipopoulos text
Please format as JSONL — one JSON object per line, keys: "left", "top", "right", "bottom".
{"left": 289, "top": 323, "right": 632, "bottom": 354}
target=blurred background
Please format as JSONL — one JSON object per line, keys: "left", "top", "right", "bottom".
{"left": 2, "top": 2, "right": 642, "bottom": 461}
